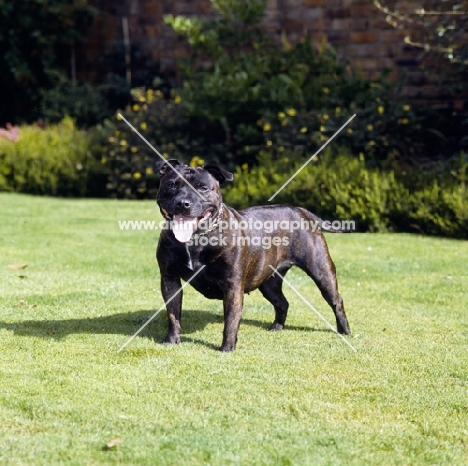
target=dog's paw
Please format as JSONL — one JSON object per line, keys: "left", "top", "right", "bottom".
{"left": 268, "top": 322, "right": 284, "bottom": 331}
{"left": 219, "top": 343, "right": 236, "bottom": 352}
{"left": 163, "top": 334, "right": 181, "bottom": 344}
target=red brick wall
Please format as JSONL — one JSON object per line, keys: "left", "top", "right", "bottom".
{"left": 80, "top": 0, "right": 457, "bottom": 107}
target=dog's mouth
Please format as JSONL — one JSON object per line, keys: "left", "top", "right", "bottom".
{"left": 161, "top": 208, "right": 214, "bottom": 243}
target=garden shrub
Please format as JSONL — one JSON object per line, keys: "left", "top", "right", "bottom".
{"left": 0, "top": 117, "right": 95, "bottom": 196}
{"left": 223, "top": 148, "right": 467, "bottom": 238}
{"left": 165, "top": 1, "right": 425, "bottom": 166}
{"left": 98, "top": 89, "right": 228, "bottom": 199}
{"left": 40, "top": 80, "right": 117, "bottom": 128}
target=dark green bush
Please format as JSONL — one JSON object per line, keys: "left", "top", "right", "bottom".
{"left": 223, "top": 148, "right": 467, "bottom": 238}
{"left": 0, "top": 117, "right": 95, "bottom": 196}
{"left": 40, "top": 76, "right": 131, "bottom": 128}
{"left": 0, "top": 0, "right": 96, "bottom": 125}
{"left": 165, "top": 2, "right": 425, "bottom": 166}
{"left": 97, "top": 89, "right": 228, "bottom": 199}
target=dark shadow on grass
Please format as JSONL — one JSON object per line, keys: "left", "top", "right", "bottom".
{"left": 0, "top": 309, "right": 333, "bottom": 349}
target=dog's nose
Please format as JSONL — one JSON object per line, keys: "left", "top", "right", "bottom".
{"left": 176, "top": 199, "right": 192, "bottom": 212}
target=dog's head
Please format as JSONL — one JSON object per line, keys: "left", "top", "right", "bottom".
{"left": 156, "top": 159, "right": 233, "bottom": 243}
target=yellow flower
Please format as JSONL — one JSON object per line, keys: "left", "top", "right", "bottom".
{"left": 119, "top": 139, "right": 128, "bottom": 146}
{"left": 174, "top": 95, "right": 182, "bottom": 104}
{"left": 377, "top": 106, "right": 385, "bottom": 115}
{"left": 241, "top": 163, "right": 248, "bottom": 171}
{"left": 115, "top": 131, "right": 121, "bottom": 137}
{"left": 140, "top": 122, "right": 147, "bottom": 131}
{"left": 400, "top": 117, "right": 409, "bottom": 125}
{"left": 368, "top": 140, "right": 376, "bottom": 146}
{"left": 335, "top": 107, "right": 341, "bottom": 115}
{"left": 322, "top": 87, "right": 329, "bottom": 94}
{"left": 278, "top": 112, "right": 286, "bottom": 119}
{"left": 131, "top": 146, "right": 138, "bottom": 153}
{"left": 101, "top": 156, "right": 107, "bottom": 164}
{"left": 286, "top": 108, "right": 296, "bottom": 117}
{"left": 108, "top": 137, "right": 115, "bottom": 143}
{"left": 403, "top": 104, "right": 410, "bottom": 111}
{"left": 155, "top": 90, "right": 163, "bottom": 97}
{"left": 366, "top": 124, "right": 374, "bottom": 131}
{"left": 146, "top": 166, "right": 153, "bottom": 175}
{"left": 320, "top": 125, "right": 325, "bottom": 132}
{"left": 263, "top": 123, "right": 271, "bottom": 132}
{"left": 346, "top": 128, "right": 353, "bottom": 134}
{"left": 133, "top": 172, "right": 142, "bottom": 179}
{"left": 322, "top": 114, "right": 329, "bottom": 121}
{"left": 300, "top": 127, "right": 307, "bottom": 133}
{"left": 190, "top": 156, "right": 204, "bottom": 167}
{"left": 132, "top": 104, "right": 140, "bottom": 112}
{"left": 116, "top": 113, "right": 122, "bottom": 120}
{"left": 266, "top": 140, "right": 273, "bottom": 146}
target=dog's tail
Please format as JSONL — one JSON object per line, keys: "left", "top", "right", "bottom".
{"left": 302, "top": 210, "right": 356, "bottom": 233}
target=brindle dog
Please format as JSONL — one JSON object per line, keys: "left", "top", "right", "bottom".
{"left": 156, "top": 159, "right": 350, "bottom": 351}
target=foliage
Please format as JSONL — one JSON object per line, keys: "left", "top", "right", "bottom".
{"left": 98, "top": 90, "right": 467, "bottom": 238}
{"left": 164, "top": 1, "right": 428, "bottom": 166}
{"left": 374, "top": 0, "right": 468, "bottom": 113}
{"left": 41, "top": 80, "right": 113, "bottom": 128}
{"left": 40, "top": 75, "right": 131, "bottom": 128}
{"left": 0, "top": 117, "right": 95, "bottom": 196}
{"left": 0, "top": 0, "right": 96, "bottom": 125}
{"left": 39, "top": 44, "right": 174, "bottom": 128}
{"left": 374, "top": 0, "right": 468, "bottom": 66}
{"left": 97, "top": 90, "right": 228, "bottom": 199}
{"left": 223, "top": 148, "right": 468, "bottom": 238}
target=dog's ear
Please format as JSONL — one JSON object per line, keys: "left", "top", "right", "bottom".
{"left": 155, "top": 159, "right": 182, "bottom": 176}
{"left": 203, "top": 163, "right": 234, "bottom": 184}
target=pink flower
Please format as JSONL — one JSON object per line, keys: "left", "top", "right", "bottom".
{"left": 0, "top": 123, "right": 19, "bottom": 142}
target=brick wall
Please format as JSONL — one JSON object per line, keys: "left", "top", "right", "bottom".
{"left": 80, "top": 0, "right": 459, "bottom": 107}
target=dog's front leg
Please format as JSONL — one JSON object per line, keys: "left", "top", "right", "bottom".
{"left": 220, "top": 286, "right": 244, "bottom": 352}
{"left": 161, "top": 275, "right": 183, "bottom": 344}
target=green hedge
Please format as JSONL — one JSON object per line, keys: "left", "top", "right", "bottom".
{"left": 0, "top": 117, "right": 95, "bottom": 196}
{"left": 223, "top": 149, "right": 468, "bottom": 238}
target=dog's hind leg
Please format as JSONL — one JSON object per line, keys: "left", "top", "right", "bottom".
{"left": 259, "top": 268, "right": 291, "bottom": 331}
{"left": 299, "top": 239, "right": 351, "bottom": 335}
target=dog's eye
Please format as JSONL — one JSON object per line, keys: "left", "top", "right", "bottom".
{"left": 166, "top": 181, "right": 177, "bottom": 189}
{"left": 197, "top": 184, "right": 208, "bottom": 192}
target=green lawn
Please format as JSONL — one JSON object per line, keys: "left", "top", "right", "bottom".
{"left": 0, "top": 193, "right": 467, "bottom": 465}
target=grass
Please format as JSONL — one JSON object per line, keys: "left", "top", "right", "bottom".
{"left": 0, "top": 192, "right": 467, "bottom": 465}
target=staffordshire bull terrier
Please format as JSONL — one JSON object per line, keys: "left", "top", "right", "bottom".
{"left": 156, "top": 159, "right": 350, "bottom": 351}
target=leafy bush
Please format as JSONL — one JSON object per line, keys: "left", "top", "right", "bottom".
{"left": 0, "top": 117, "right": 95, "bottom": 196}
{"left": 97, "top": 89, "right": 228, "bottom": 199}
{"left": 0, "top": 0, "right": 96, "bottom": 124}
{"left": 223, "top": 148, "right": 468, "bottom": 238}
{"left": 165, "top": 1, "right": 426, "bottom": 166}
{"left": 40, "top": 80, "right": 120, "bottom": 128}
